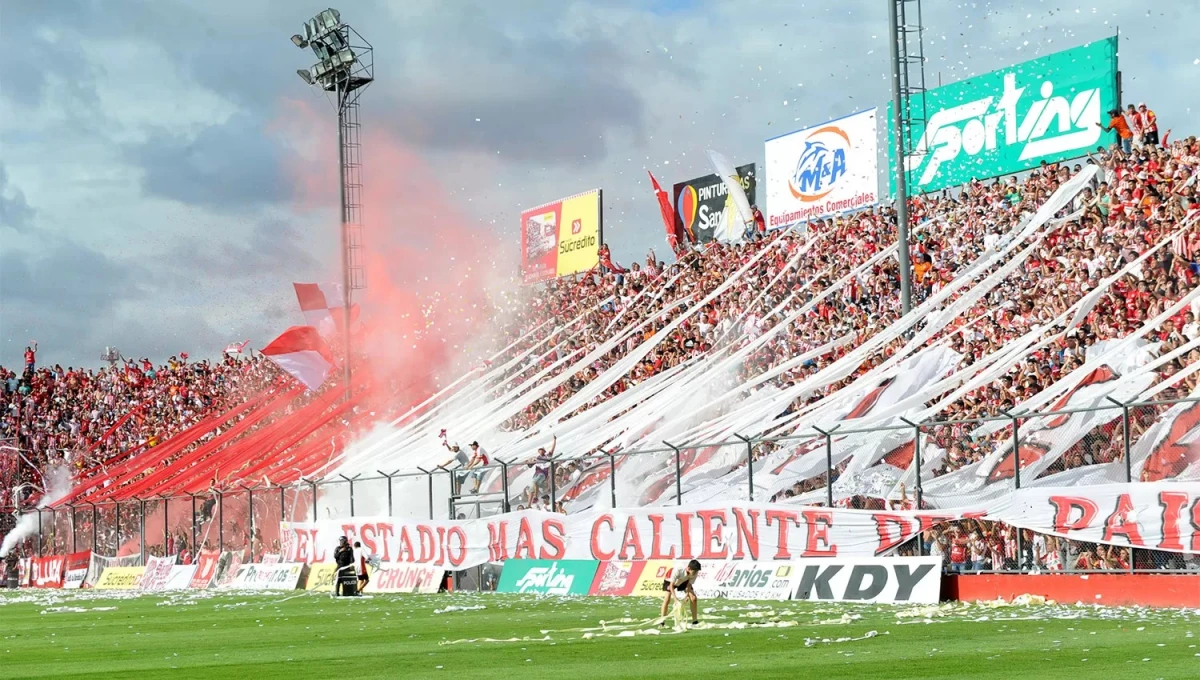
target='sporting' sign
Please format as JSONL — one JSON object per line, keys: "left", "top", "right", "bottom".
{"left": 497, "top": 559, "right": 599, "bottom": 596}
{"left": 889, "top": 37, "right": 1118, "bottom": 194}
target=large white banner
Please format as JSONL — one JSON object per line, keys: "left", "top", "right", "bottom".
{"left": 139, "top": 555, "right": 178, "bottom": 592}
{"left": 765, "top": 108, "right": 879, "bottom": 229}
{"left": 281, "top": 483, "right": 1199, "bottom": 572}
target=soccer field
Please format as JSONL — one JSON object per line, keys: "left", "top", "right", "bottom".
{"left": 1, "top": 590, "right": 1196, "bottom": 679}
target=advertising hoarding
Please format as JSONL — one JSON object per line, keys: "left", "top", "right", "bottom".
{"left": 692, "top": 561, "right": 798, "bottom": 601}
{"left": 672, "top": 164, "right": 757, "bottom": 243}
{"left": 520, "top": 189, "right": 603, "bottom": 284}
{"left": 496, "top": 559, "right": 599, "bottom": 595}
{"left": 888, "top": 37, "right": 1118, "bottom": 194}
{"left": 765, "top": 109, "right": 879, "bottom": 229}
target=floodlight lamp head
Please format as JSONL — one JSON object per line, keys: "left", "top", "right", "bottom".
{"left": 290, "top": 34, "right": 307, "bottom": 48}
{"left": 296, "top": 69, "right": 314, "bottom": 85}
{"left": 318, "top": 8, "right": 341, "bottom": 33}
{"left": 331, "top": 48, "right": 355, "bottom": 68}
{"left": 309, "top": 39, "right": 331, "bottom": 62}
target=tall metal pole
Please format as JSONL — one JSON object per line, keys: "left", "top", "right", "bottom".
{"left": 337, "top": 84, "right": 354, "bottom": 398}
{"left": 889, "top": 0, "right": 913, "bottom": 315}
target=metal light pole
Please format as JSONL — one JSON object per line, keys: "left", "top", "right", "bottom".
{"left": 888, "top": 0, "right": 913, "bottom": 315}
{"left": 889, "top": 0, "right": 930, "bottom": 319}
{"left": 292, "top": 9, "right": 373, "bottom": 398}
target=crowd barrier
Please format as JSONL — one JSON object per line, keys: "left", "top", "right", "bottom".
{"left": 11, "top": 550, "right": 1200, "bottom": 607}
{"left": 10, "top": 397, "right": 1200, "bottom": 581}
{"left": 497, "top": 557, "right": 943, "bottom": 603}
{"left": 14, "top": 552, "right": 941, "bottom": 604}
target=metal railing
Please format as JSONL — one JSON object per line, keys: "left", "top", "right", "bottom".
{"left": 7, "top": 395, "right": 1200, "bottom": 575}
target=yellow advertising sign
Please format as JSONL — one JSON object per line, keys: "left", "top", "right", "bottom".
{"left": 629, "top": 559, "right": 678, "bottom": 597}
{"left": 520, "top": 189, "right": 603, "bottom": 284}
{"left": 304, "top": 563, "right": 339, "bottom": 592}
{"left": 94, "top": 566, "right": 146, "bottom": 590}
{"left": 554, "top": 190, "right": 601, "bottom": 278}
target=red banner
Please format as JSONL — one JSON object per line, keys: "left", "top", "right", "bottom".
{"left": 30, "top": 555, "right": 66, "bottom": 588}
{"left": 588, "top": 560, "right": 650, "bottom": 596}
{"left": 190, "top": 550, "right": 220, "bottom": 589}
{"left": 63, "top": 551, "right": 91, "bottom": 589}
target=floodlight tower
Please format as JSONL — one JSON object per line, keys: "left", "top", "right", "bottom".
{"left": 291, "top": 8, "right": 373, "bottom": 398}
{"left": 888, "top": 0, "right": 928, "bottom": 316}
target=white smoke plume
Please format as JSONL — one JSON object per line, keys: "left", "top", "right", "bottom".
{"left": 0, "top": 464, "right": 75, "bottom": 558}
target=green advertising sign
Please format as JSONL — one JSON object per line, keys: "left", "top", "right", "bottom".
{"left": 889, "top": 37, "right": 1118, "bottom": 195}
{"left": 496, "top": 560, "right": 599, "bottom": 596}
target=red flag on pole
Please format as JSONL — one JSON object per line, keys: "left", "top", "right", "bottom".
{"left": 648, "top": 171, "right": 684, "bottom": 256}
{"left": 260, "top": 326, "right": 335, "bottom": 391}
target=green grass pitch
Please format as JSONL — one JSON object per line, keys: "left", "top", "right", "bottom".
{"left": 1, "top": 590, "right": 1196, "bottom": 679}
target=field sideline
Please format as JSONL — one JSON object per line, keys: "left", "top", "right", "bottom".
{"left": 0, "top": 590, "right": 1196, "bottom": 679}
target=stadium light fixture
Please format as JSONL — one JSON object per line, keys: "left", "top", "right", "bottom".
{"left": 289, "top": 9, "right": 373, "bottom": 401}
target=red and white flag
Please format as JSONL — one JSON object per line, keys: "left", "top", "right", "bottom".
{"left": 260, "top": 326, "right": 335, "bottom": 391}
{"left": 293, "top": 282, "right": 361, "bottom": 337}
{"left": 224, "top": 340, "right": 250, "bottom": 355}
{"left": 648, "top": 171, "right": 684, "bottom": 255}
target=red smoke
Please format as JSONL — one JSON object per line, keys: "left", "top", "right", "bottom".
{"left": 276, "top": 97, "right": 514, "bottom": 416}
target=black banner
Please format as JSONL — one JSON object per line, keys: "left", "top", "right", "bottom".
{"left": 672, "top": 164, "right": 756, "bottom": 243}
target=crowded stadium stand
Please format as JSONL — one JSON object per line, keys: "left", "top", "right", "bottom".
{"left": 4, "top": 111, "right": 1200, "bottom": 589}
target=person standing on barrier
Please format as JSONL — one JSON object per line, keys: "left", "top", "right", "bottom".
{"left": 465, "top": 442, "right": 490, "bottom": 494}
{"left": 528, "top": 435, "right": 557, "bottom": 499}
{"left": 440, "top": 431, "right": 471, "bottom": 495}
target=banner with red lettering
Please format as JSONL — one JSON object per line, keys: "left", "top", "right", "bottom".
{"left": 140, "top": 555, "right": 177, "bottom": 592}
{"left": 63, "top": 551, "right": 91, "bottom": 589}
{"left": 987, "top": 483, "right": 1200, "bottom": 552}
{"left": 30, "top": 555, "right": 66, "bottom": 588}
{"left": 366, "top": 562, "right": 442, "bottom": 594}
{"left": 280, "top": 483, "right": 1200, "bottom": 571}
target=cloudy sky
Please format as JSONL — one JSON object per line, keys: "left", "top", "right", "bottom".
{"left": 2, "top": 0, "right": 1196, "bottom": 368}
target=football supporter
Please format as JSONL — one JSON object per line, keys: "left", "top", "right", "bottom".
{"left": 660, "top": 559, "right": 702, "bottom": 627}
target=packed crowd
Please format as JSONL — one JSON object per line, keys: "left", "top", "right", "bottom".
{"left": 494, "top": 112, "right": 1199, "bottom": 504}
{"left": 7, "top": 103, "right": 1198, "bottom": 573}
{"left": 0, "top": 352, "right": 285, "bottom": 507}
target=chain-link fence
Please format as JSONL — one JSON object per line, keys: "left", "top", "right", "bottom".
{"left": 3, "top": 397, "right": 1199, "bottom": 575}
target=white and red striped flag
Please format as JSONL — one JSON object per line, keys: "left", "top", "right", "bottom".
{"left": 293, "top": 282, "right": 361, "bottom": 337}
{"left": 224, "top": 340, "right": 250, "bottom": 355}
{"left": 260, "top": 326, "right": 335, "bottom": 391}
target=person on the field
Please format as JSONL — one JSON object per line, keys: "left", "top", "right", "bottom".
{"left": 333, "top": 536, "right": 355, "bottom": 596}
{"left": 353, "top": 540, "right": 369, "bottom": 593}
{"left": 660, "top": 559, "right": 702, "bottom": 627}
